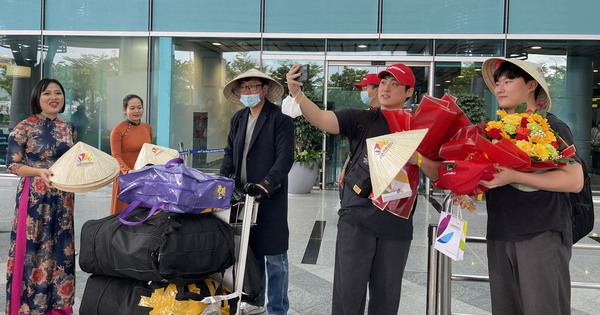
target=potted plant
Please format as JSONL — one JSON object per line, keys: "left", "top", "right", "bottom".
{"left": 288, "top": 115, "right": 325, "bottom": 195}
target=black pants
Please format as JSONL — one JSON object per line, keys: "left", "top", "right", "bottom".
{"left": 332, "top": 215, "right": 411, "bottom": 315}
{"left": 592, "top": 150, "right": 600, "bottom": 170}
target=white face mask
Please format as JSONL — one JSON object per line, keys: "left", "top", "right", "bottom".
{"left": 360, "top": 91, "right": 372, "bottom": 105}
{"left": 281, "top": 95, "right": 302, "bottom": 118}
{"left": 240, "top": 94, "right": 261, "bottom": 108}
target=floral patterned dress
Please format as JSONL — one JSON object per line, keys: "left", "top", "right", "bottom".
{"left": 5, "top": 115, "right": 76, "bottom": 315}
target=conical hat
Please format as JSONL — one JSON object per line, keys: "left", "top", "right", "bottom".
{"left": 366, "top": 128, "right": 428, "bottom": 199}
{"left": 223, "top": 69, "right": 284, "bottom": 106}
{"left": 49, "top": 141, "right": 120, "bottom": 192}
{"left": 482, "top": 57, "right": 551, "bottom": 111}
{"left": 51, "top": 164, "right": 119, "bottom": 193}
{"left": 134, "top": 143, "right": 180, "bottom": 170}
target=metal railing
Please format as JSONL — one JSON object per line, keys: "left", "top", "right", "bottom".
{"left": 426, "top": 194, "right": 600, "bottom": 315}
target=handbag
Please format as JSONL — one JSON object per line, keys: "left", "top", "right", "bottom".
{"left": 80, "top": 275, "right": 154, "bottom": 315}
{"left": 117, "top": 157, "right": 234, "bottom": 225}
{"left": 79, "top": 207, "right": 236, "bottom": 284}
{"left": 434, "top": 205, "right": 468, "bottom": 261}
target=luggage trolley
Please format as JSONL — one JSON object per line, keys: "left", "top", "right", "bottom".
{"left": 212, "top": 193, "right": 259, "bottom": 314}
{"left": 230, "top": 195, "right": 259, "bottom": 314}
{"left": 180, "top": 143, "right": 258, "bottom": 314}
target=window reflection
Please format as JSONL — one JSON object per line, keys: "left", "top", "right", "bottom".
{"left": 44, "top": 36, "right": 149, "bottom": 153}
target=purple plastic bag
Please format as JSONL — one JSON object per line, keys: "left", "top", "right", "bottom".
{"left": 117, "top": 158, "right": 234, "bottom": 217}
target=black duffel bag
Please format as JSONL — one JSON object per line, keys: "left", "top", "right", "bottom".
{"left": 80, "top": 274, "right": 154, "bottom": 315}
{"left": 79, "top": 207, "right": 236, "bottom": 283}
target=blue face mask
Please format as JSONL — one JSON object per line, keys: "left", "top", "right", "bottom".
{"left": 360, "top": 91, "right": 372, "bottom": 106}
{"left": 240, "top": 94, "right": 261, "bottom": 108}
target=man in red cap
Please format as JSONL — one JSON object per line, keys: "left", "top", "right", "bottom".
{"left": 354, "top": 73, "right": 381, "bottom": 109}
{"left": 286, "top": 63, "right": 439, "bottom": 315}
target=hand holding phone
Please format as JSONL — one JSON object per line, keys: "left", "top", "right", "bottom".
{"left": 295, "top": 64, "right": 310, "bottom": 82}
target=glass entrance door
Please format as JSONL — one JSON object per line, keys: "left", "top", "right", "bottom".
{"left": 322, "top": 62, "right": 430, "bottom": 189}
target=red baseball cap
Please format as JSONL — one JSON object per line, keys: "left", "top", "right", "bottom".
{"left": 354, "top": 74, "right": 381, "bottom": 90}
{"left": 378, "top": 63, "right": 416, "bottom": 88}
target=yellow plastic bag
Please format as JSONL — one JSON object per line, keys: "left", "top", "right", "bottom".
{"left": 138, "top": 278, "right": 231, "bottom": 315}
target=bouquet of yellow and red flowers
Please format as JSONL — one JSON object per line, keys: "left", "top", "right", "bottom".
{"left": 483, "top": 104, "right": 575, "bottom": 169}
{"left": 433, "top": 104, "right": 576, "bottom": 196}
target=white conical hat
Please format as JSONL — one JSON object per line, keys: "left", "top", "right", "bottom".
{"left": 223, "top": 69, "right": 285, "bottom": 106}
{"left": 366, "top": 128, "right": 428, "bottom": 199}
{"left": 51, "top": 165, "right": 119, "bottom": 193}
{"left": 482, "top": 57, "right": 551, "bottom": 111}
{"left": 49, "top": 141, "right": 120, "bottom": 192}
{"left": 134, "top": 143, "right": 180, "bottom": 170}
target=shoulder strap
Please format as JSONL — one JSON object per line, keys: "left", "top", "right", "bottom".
{"left": 348, "top": 110, "right": 380, "bottom": 165}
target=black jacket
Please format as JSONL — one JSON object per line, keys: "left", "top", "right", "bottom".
{"left": 220, "top": 100, "right": 294, "bottom": 255}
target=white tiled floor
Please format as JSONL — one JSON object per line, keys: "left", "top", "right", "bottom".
{"left": 0, "top": 177, "right": 598, "bottom": 314}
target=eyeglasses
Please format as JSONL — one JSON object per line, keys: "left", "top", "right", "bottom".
{"left": 236, "top": 84, "right": 263, "bottom": 93}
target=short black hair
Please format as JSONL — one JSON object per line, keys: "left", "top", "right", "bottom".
{"left": 30, "top": 78, "right": 66, "bottom": 115}
{"left": 122, "top": 94, "right": 144, "bottom": 110}
{"left": 493, "top": 61, "right": 541, "bottom": 100}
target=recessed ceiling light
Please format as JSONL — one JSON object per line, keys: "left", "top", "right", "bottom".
{"left": 530, "top": 46, "right": 542, "bottom": 50}
{"left": 475, "top": 68, "right": 481, "bottom": 71}
{"left": 445, "top": 80, "right": 451, "bottom": 83}
{"left": 457, "top": 75, "right": 465, "bottom": 79}
{"left": 594, "top": 69, "right": 599, "bottom": 73}
{"left": 435, "top": 84, "right": 441, "bottom": 86}
{"left": 211, "top": 42, "right": 222, "bottom": 46}
{"left": 510, "top": 53, "right": 520, "bottom": 57}
{"left": 357, "top": 44, "right": 368, "bottom": 48}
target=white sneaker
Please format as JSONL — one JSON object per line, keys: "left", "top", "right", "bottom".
{"left": 240, "top": 302, "right": 266, "bottom": 315}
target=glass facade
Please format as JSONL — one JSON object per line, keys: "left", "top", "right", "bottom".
{"left": 265, "top": 0, "right": 377, "bottom": 34}
{"left": 153, "top": 0, "right": 260, "bottom": 32}
{"left": 2, "top": 0, "right": 600, "bottom": 179}
{"left": 0, "top": 0, "right": 41, "bottom": 30}
{"left": 509, "top": 0, "right": 600, "bottom": 34}
{"left": 45, "top": 0, "right": 149, "bottom": 31}
{"left": 382, "top": 0, "right": 505, "bottom": 34}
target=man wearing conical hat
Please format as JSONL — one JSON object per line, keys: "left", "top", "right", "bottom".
{"left": 479, "top": 57, "right": 583, "bottom": 315}
{"left": 220, "top": 69, "right": 294, "bottom": 315}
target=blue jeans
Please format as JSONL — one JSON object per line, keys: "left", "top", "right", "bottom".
{"left": 253, "top": 252, "right": 289, "bottom": 315}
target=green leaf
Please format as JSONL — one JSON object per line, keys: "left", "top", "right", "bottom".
{"left": 515, "top": 103, "right": 528, "bottom": 114}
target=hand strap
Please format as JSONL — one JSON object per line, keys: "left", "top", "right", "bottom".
{"left": 165, "top": 157, "right": 184, "bottom": 168}
{"left": 118, "top": 200, "right": 167, "bottom": 226}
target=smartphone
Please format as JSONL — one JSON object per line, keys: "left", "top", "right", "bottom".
{"left": 295, "top": 64, "right": 310, "bottom": 82}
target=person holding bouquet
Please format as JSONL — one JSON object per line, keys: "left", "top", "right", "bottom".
{"left": 287, "top": 63, "right": 440, "bottom": 315}
{"left": 479, "top": 57, "right": 583, "bottom": 315}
